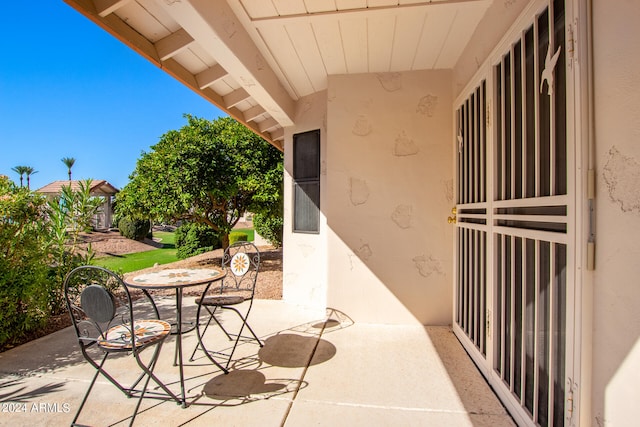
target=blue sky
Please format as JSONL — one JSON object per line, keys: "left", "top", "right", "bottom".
{"left": 0, "top": 1, "right": 224, "bottom": 190}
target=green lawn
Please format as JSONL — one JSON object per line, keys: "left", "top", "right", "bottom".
{"left": 92, "top": 230, "right": 254, "bottom": 274}
{"left": 92, "top": 231, "right": 177, "bottom": 274}
{"left": 233, "top": 228, "right": 254, "bottom": 241}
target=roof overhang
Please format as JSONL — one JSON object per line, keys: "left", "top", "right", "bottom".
{"left": 64, "top": 0, "right": 493, "bottom": 151}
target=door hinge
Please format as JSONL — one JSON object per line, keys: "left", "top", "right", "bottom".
{"left": 486, "top": 309, "right": 492, "bottom": 339}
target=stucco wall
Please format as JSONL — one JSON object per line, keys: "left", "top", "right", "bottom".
{"left": 453, "top": 0, "right": 528, "bottom": 97}
{"left": 325, "top": 70, "right": 454, "bottom": 325}
{"left": 591, "top": 0, "right": 640, "bottom": 425}
{"left": 282, "top": 90, "right": 328, "bottom": 317}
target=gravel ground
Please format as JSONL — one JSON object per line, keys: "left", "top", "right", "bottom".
{"left": 81, "top": 231, "right": 283, "bottom": 300}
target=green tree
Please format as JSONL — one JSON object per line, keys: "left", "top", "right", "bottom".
{"left": 24, "top": 166, "right": 38, "bottom": 189}
{"left": 117, "top": 115, "right": 283, "bottom": 248}
{"left": 61, "top": 157, "right": 76, "bottom": 181}
{"left": 11, "top": 165, "right": 27, "bottom": 187}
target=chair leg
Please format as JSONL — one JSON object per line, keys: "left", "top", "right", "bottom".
{"left": 189, "top": 305, "right": 229, "bottom": 362}
{"left": 82, "top": 348, "right": 133, "bottom": 397}
{"left": 71, "top": 355, "right": 106, "bottom": 426}
{"left": 189, "top": 302, "right": 210, "bottom": 361}
{"left": 129, "top": 367, "right": 153, "bottom": 427}
{"left": 221, "top": 306, "right": 263, "bottom": 369}
{"left": 134, "top": 341, "right": 181, "bottom": 405}
{"left": 223, "top": 306, "right": 263, "bottom": 346}
{"left": 191, "top": 300, "right": 228, "bottom": 374}
{"left": 210, "top": 309, "right": 234, "bottom": 341}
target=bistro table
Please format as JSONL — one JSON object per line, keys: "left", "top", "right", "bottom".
{"left": 124, "top": 267, "right": 226, "bottom": 407}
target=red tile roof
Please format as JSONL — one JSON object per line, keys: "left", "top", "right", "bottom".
{"left": 36, "top": 180, "right": 119, "bottom": 196}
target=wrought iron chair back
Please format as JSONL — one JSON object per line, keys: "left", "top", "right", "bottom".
{"left": 66, "top": 267, "right": 127, "bottom": 348}
{"left": 219, "top": 240, "right": 260, "bottom": 295}
{"left": 64, "top": 265, "right": 178, "bottom": 426}
{"left": 191, "top": 241, "right": 264, "bottom": 372}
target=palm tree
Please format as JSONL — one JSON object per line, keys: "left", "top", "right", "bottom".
{"left": 24, "top": 166, "right": 38, "bottom": 189}
{"left": 11, "top": 165, "right": 27, "bottom": 187}
{"left": 61, "top": 157, "right": 76, "bottom": 181}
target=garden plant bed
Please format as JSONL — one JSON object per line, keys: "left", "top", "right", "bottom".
{"left": 2, "top": 232, "right": 282, "bottom": 352}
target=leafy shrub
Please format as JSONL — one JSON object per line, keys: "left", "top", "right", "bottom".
{"left": 47, "top": 180, "right": 102, "bottom": 313}
{"left": 0, "top": 177, "right": 51, "bottom": 348}
{"left": 0, "top": 178, "right": 105, "bottom": 349}
{"left": 118, "top": 217, "right": 150, "bottom": 241}
{"left": 229, "top": 231, "right": 248, "bottom": 246}
{"left": 175, "top": 222, "right": 221, "bottom": 259}
{"left": 252, "top": 212, "right": 283, "bottom": 247}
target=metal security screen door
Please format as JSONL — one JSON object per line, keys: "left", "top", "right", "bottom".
{"left": 453, "top": 1, "right": 577, "bottom": 426}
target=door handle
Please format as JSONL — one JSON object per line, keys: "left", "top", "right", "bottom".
{"left": 447, "top": 207, "right": 457, "bottom": 224}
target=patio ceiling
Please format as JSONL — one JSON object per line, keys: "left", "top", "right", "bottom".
{"left": 65, "top": 0, "right": 492, "bottom": 150}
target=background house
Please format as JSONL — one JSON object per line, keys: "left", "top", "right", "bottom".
{"left": 37, "top": 179, "right": 118, "bottom": 230}
{"left": 63, "top": 1, "right": 640, "bottom": 426}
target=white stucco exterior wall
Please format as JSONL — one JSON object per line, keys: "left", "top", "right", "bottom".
{"left": 591, "top": 0, "right": 640, "bottom": 425}
{"left": 282, "top": 91, "right": 328, "bottom": 317}
{"left": 453, "top": 0, "right": 529, "bottom": 97}
{"left": 325, "top": 70, "right": 454, "bottom": 325}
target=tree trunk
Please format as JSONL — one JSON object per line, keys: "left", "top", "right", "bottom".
{"left": 221, "top": 233, "right": 230, "bottom": 249}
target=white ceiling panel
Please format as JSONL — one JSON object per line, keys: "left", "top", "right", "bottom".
{"left": 272, "top": 0, "right": 307, "bottom": 16}
{"left": 367, "top": 13, "right": 396, "bottom": 72}
{"left": 389, "top": 10, "right": 427, "bottom": 71}
{"left": 434, "top": 4, "right": 489, "bottom": 68}
{"left": 336, "top": 0, "right": 367, "bottom": 11}
{"left": 412, "top": 9, "right": 456, "bottom": 69}
{"left": 312, "top": 20, "right": 348, "bottom": 75}
{"left": 234, "top": 99, "right": 255, "bottom": 112}
{"left": 258, "top": 25, "right": 315, "bottom": 97}
{"left": 287, "top": 22, "right": 328, "bottom": 93}
{"left": 220, "top": 75, "right": 242, "bottom": 91}
{"left": 240, "top": 0, "right": 279, "bottom": 19}
{"left": 136, "top": 0, "right": 181, "bottom": 39}
{"left": 304, "top": 0, "right": 338, "bottom": 14}
{"left": 114, "top": 1, "right": 172, "bottom": 42}
{"left": 367, "top": 0, "right": 400, "bottom": 7}
{"left": 171, "top": 48, "right": 208, "bottom": 74}
{"left": 69, "top": 0, "right": 492, "bottom": 143}
{"left": 339, "top": 17, "right": 368, "bottom": 73}
{"left": 187, "top": 43, "right": 217, "bottom": 69}
{"left": 209, "top": 79, "right": 235, "bottom": 97}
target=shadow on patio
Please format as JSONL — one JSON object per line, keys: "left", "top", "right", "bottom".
{"left": 0, "top": 300, "right": 514, "bottom": 426}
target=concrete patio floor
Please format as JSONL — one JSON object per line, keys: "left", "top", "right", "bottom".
{"left": 0, "top": 299, "right": 515, "bottom": 426}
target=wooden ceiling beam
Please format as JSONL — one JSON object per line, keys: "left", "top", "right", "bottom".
{"left": 156, "top": 0, "right": 295, "bottom": 126}
{"left": 269, "top": 127, "right": 284, "bottom": 141}
{"left": 223, "top": 88, "right": 251, "bottom": 109}
{"left": 94, "top": 0, "right": 132, "bottom": 18}
{"left": 243, "top": 105, "right": 266, "bottom": 122}
{"left": 258, "top": 117, "right": 279, "bottom": 132}
{"left": 62, "top": 0, "right": 283, "bottom": 151}
{"left": 195, "top": 64, "right": 228, "bottom": 90}
{"left": 155, "top": 28, "right": 195, "bottom": 61}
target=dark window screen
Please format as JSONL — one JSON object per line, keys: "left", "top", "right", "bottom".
{"left": 293, "top": 130, "right": 320, "bottom": 233}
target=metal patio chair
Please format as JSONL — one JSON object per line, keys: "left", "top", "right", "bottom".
{"left": 64, "top": 265, "right": 179, "bottom": 426}
{"left": 190, "top": 241, "right": 264, "bottom": 371}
